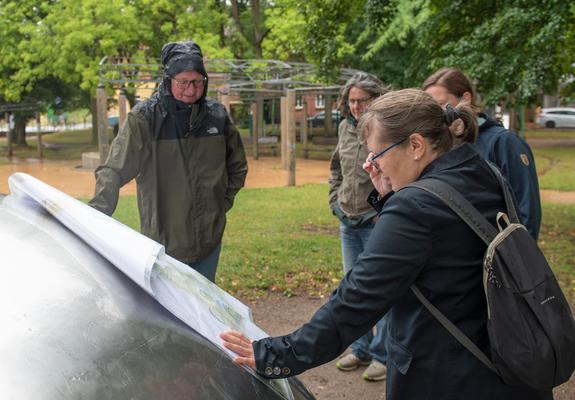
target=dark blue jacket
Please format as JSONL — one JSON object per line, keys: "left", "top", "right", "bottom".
{"left": 475, "top": 114, "right": 541, "bottom": 239}
{"left": 253, "top": 144, "right": 551, "bottom": 400}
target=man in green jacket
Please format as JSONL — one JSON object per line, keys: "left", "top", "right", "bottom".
{"left": 89, "top": 40, "right": 248, "bottom": 282}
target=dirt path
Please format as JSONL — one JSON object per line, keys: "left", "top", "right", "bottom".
{"left": 2, "top": 157, "right": 575, "bottom": 206}
{"left": 240, "top": 293, "right": 386, "bottom": 400}
{"left": 527, "top": 138, "right": 575, "bottom": 148}
{"left": 243, "top": 292, "right": 574, "bottom": 400}
{"left": 541, "top": 190, "right": 575, "bottom": 204}
{"left": 0, "top": 157, "right": 331, "bottom": 196}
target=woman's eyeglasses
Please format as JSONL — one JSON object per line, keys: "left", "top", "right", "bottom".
{"left": 348, "top": 97, "right": 372, "bottom": 106}
{"left": 370, "top": 138, "right": 407, "bottom": 164}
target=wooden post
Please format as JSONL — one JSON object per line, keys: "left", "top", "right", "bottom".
{"left": 324, "top": 93, "right": 333, "bottom": 136}
{"left": 257, "top": 98, "right": 264, "bottom": 158}
{"left": 302, "top": 99, "right": 308, "bottom": 159}
{"left": 281, "top": 96, "right": 288, "bottom": 169}
{"left": 96, "top": 85, "right": 109, "bottom": 164}
{"left": 36, "top": 112, "right": 43, "bottom": 159}
{"left": 221, "top": 93, "right": 231, "bottom": 115}
{"left": 119, "top": 89, "right": 128, "bottom": 129}
{"left": 286, "top": 89, "right": 296, "bottom": 186}
{"left": 6, "top": 112, "right": 13, "bottom": 158}
{"left": 251, "top": 100, "right": 260, "bottom": 160}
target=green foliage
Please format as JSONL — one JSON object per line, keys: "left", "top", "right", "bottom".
{"left": 262, "top": 0, "right": 307, "bottom": 61}
{"left": 43, "top": 0, "right": 145, "bottom": 92}
{"left": 292, "top": 0, "right": 364, "bottom": 82}
{"left": 0, "top": 0, "right": 49, "bottom": 101}
{"left": 419, "top": 0, "right": 573, "bottom": 106}
{"left": 135, "top": 0, "right": 233, "bottom": 58}
{"left": 350, "top": 0, "right": 575, "bottom": 104}
{"left": 352, "top": 0, "right": 430, "bottom": 88}
{"left": 1, "top": 0, "right": 573, "bottom": 113}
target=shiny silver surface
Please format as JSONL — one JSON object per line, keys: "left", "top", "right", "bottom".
{"left": 0, "top": 194, "right": 314, "bottom": 400}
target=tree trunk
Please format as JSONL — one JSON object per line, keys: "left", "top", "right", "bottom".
{"left": 508, "top": 107, "right": 518, "bottom": 132}
{"left": 230, "top": 0, "right": 245, "bottom": 38}
{"left": 13, "top": 116, "right": 28, "bottom": 146}
{"left": 251, "top": 0, "right": 263, "bottom": 58}
{"left": 230, "top": 0, "right": 267, "bottom": 58}
{"left": 90, "top": 96, "right": 98, "bottom": 145}
{"left": 214, "top": 0, "right": 227, "bottom": 48}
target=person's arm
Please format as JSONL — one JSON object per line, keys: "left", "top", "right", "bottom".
{"left": 222, "top": 192, "right": 432, "bottom": 378}
{"left": 492, "top": 135, "right": 542, "bottom": 239}
{"left": 328, "top": 139, "right": 342, "bottom": 207}
{"left": 89, "top": 112, "right": 148, "bottom": 216}
{"left": 223, "top": 115, "right": 248, "bottom": 212}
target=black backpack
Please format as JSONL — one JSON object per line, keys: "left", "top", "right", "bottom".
{"left": 407, "top": 164, "right": 575, "bottom": 390}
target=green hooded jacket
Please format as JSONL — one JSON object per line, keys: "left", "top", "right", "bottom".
{"left": 89, "top": 94, "right": 248, "bottom": 264}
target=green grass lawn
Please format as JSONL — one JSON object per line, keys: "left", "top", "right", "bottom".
{"left": 112, "top": 184, "right": 575, "bottom": 302}
{"left": 539, "top": 203, "right": 575, "bottom": 303}
{"left": 533, "top": 147, "right": 575, "bottom": 191}
{"left": 524, "top": 128, "right": 575, "bottom": 139}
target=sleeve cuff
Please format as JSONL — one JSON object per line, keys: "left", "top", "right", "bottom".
{"left": 367, "top": 189, "right": 394, "bottom": 212}
{"left": 253, "top": 338, "right": 296, "bottom": 379}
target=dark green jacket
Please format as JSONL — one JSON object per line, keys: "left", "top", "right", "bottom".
{"left": 89, "top": 93, "right": 247, "bottom": 264}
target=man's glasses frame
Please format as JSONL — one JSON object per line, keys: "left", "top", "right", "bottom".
{"left": 173, "top": 77, "right": 207, "bottom": 90}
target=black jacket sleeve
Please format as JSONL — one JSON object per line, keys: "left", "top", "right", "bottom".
{"left": 252, "top": 192, "right": 432, "bottom": 378}
{"left": 490, "top": 134, "right": 541, "bottom": 239}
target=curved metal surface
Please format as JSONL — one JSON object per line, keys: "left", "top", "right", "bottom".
{"left": 0, "top": 195, "right": 314, "bottom": 400}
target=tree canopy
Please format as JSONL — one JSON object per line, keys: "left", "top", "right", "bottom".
{"left": 0, "top": 0, "right": 573, "bottom": 120}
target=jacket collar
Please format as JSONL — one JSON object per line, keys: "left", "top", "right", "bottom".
{"left": 347, "top": 115, "right": 358, "bottom": 127}
{"left": 419, "top": 143, "right": 478, "bottom": 179}
{"left": 478, "top": 112, "right": 502, "bottom": 133}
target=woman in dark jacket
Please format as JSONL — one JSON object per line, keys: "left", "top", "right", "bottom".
{"left": 423, "top": 67, "right": 541, "bottom": 239}
{"left": 220, "top": 89, "right": 551, "bottom": 400}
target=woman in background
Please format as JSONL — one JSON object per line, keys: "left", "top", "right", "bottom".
{"left": 329, "top": 72, "right": 389, "bottom": 381}
{"left": 423, "top": 67, "right": 541, "bottom": 239}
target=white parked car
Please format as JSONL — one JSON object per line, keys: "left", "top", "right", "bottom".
{"left": 536, "top": 107, "right": 575, "bottom": 128}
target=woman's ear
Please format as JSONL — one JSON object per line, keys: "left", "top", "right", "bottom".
{"left": 461, "top": 91, "right": 472, "bottom": 104}
{"left": 409, "top": 133, "right": 426, "bottom": 161}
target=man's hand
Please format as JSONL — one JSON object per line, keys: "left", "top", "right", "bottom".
{"left": 220, "top": 331, "right": 256, "bottom": 369}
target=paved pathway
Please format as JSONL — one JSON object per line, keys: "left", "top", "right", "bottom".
{"left": 1, "top": 157, "right": 574, "bottom": 205}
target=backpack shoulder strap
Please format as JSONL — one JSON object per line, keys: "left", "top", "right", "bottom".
{"left": 404, "top": 178, "right": 501, "bottom": 376}
{"left": 406, "top": 179, "right": 498, "bottom": 245}
{"left": 410, "top": 285, "right": 500, "bottom": 376}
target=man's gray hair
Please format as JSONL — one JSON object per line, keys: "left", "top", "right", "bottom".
{"left": 339, "top": 72, "right": 388, "bottom": 117}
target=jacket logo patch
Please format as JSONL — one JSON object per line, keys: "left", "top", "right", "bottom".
{"left": 520, "top": 154, "right": 530, "bottom": 166}
{"left": 207, "top": 127, "right": 219, "bottom": 135}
